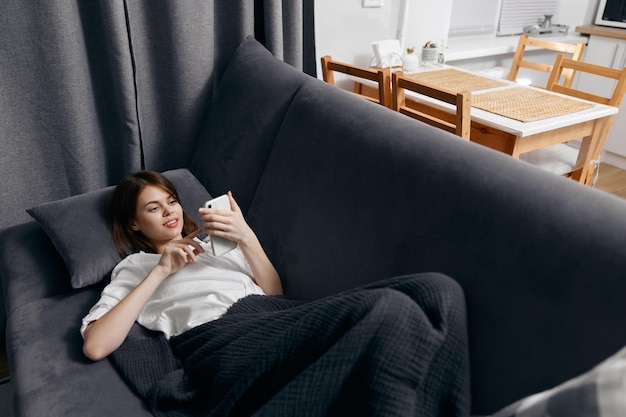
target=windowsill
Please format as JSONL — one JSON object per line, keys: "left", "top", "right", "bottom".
{"left": 446, "top": 33, "right": 590, "bottom": 62}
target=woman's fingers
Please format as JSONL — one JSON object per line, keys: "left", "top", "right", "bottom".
{"left": 198, "top": 192, "right": 252, "bottom": 244}
{"left": 165, "top": 231, "right": 204, "bottom": 265}
{"left": 186, "top": 228, "right": 203, "bottom": 240}
{"left": 227, "top": 191, "right": 241, "bottom": 213}
{"left": 183, "top": 229, "right": 204, "bottom": 255}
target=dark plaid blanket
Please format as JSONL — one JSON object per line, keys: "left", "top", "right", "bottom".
{"left": 110, "top": 273, "right": 470, "bottom": 417}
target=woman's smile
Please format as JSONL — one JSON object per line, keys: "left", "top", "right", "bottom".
{"left": 164, "top": 218, "right": 179, "bottom": 228}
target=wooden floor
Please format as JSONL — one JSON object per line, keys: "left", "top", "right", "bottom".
{"left": 0, "top": 163, "right": 624, "bottom": 380}
{"left": 595, "top": 163, "right": 626, "bottom": 198}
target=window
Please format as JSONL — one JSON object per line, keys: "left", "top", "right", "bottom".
{"left": 449, "top": 0, "right": 559, "bottom": 37}
{"left": 497, "top": 0, "right": 559, "bottom": 36}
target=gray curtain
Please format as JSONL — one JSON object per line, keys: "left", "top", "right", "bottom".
{"left": 0, "top": 0, "right": 315, "bottom": 229}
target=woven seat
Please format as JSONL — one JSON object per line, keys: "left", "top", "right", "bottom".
{"left": 402, "top": 68, "right": 507, "bottom": 93}
{"left": 472, "top": 87, "right": 593, "bottom": 122}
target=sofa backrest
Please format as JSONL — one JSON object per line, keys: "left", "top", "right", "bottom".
{"left": 242, "top": 76, "right": 626, "bottom": 413}
{"left": 190, "top": 37, "right": 311, "bottom": 213}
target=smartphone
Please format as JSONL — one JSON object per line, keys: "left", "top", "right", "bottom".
{"left": 203, "top": 194, "right": 237, "bottom": 256}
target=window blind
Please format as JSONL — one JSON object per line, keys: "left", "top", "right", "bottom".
{"left": 497, "top": 0, "right": 559, "bottom": 36}
{"left": 449, "top": 0, "right": 500, "bottom": 37}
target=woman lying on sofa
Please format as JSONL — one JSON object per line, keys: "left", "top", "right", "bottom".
{"left": 80, "top": 170, "right": 470, "bottom": 417}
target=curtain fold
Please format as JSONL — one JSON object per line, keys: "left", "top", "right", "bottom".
{"left": 0, "top": 0, "right": 314, "bottom": 229}
{"left": 79, "top": 1, "right": 144, "bottom": 175}
{"left": 0, "top": 1, "right": 140, "bottom": 220}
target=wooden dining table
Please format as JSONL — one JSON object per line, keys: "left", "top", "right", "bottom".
{"left": 363, "top": 66, "right": 620, "bottom": 185}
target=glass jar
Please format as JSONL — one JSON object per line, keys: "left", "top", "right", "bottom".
{"left": 402, "top": 47, "right": 420, "bottom": 73}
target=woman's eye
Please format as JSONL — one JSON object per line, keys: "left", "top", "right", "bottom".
{"left": 148, "top": 206, "right": 159, "bottom": 212}
{"left": 169, "top": 199, "right": 177, "bottom": 205}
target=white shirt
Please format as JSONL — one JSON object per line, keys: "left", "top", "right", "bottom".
{"left": 80, "top": 240, "right": 265, "bottom": 339}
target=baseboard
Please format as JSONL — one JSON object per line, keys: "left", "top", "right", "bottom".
{"left": 604, "top": 152, "right": 626, "bottom": 170}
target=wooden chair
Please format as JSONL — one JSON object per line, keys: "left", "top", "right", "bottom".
{"left": 507, "top": 34, "right": 586, "bottom": 88}
{"left": 520, "top": 54, "right": 626, "bottom": 185}
{"left": 392, "top": 72, "right": 471, "bottom": 140}
{"left": 320, "top": 55, "right": 392, "bottom": 108}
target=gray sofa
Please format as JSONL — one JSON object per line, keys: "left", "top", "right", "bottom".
{"left": 2, "top": 37, "right": 626, "bottom": 416}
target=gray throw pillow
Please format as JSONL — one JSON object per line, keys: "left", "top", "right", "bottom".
{"left": 27, "top": 168, "right": 212, "bottom": 289}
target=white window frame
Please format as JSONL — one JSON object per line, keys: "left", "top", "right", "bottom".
{"left": 497, "top": 0, "right": 559, "bottom": 36}
{"left": 449, "top": 0, "right": 560, "bottom": 37}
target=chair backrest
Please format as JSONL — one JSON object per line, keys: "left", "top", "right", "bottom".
{"left": 392, "top": 72, "right": 471, "bottom": 140}
{"left": 320, "top": 55, "right": 391, "bottom": 108}
{"left": 507, "top": 34, "right": 586, "bottom": 88}
{"left": 544, "top": 54, "right": 626, "bottom": 184}
{"left": 546, "top": 54, "right": 626, "bottom": 107}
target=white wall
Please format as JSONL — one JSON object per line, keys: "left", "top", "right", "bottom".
{"left": 314, "top": 0, "right": 600, "bottom": 77}
{"left": 314, "top": 0, "right": 452, "bottom": 75}
{"left": 559, "top": 0, "right": 600, "bottom": 29}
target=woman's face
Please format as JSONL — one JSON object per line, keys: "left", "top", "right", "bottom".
{"left": 130, "top": 185, "right": 184, "bottom": 253}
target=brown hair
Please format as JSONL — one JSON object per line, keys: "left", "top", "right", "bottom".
{"left": 108, "top": 171, "right": 198, "bottom": 257}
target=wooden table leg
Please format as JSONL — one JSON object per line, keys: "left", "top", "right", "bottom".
{"left": 572, "top": 115, "right": 615, "bottom": 185}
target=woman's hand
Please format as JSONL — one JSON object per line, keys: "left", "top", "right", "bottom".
{"left": 198, "top": 192, "right": 283, "bottom": 295}
{"left": 198, "top": 191, "right": 254, "bottom": 246}
{"left": 154, "top": 229, "right": 204, "bottom": 277}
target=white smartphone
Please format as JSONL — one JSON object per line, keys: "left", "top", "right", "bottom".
{"left": 203, "top": 194, "right": 237, "bottom": 256}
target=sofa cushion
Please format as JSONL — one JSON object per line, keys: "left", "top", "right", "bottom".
{"left": 491, "top": 345, "right": 626, "bottom": 417}
{"left": 6, "top": 288, "right": 152, "bottom": 417}
{"left": 190, "top": 37, "right": 310, "bottom": 214}
{"left": 26, "top": 168, "right": 211, "bottom": 289}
